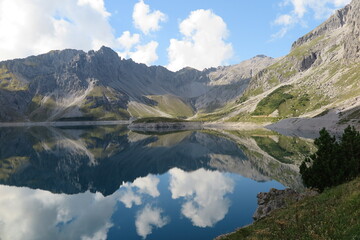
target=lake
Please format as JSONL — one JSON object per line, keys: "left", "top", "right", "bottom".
{"left": 0, "top": 125, "right": 315, "bottom": 240}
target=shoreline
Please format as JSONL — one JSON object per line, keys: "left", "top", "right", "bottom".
{"left": 0, "top": 119, "right": 358, "bottom": 136}
{"left": 0, "top": 120, "right": 131, "bottom": 127}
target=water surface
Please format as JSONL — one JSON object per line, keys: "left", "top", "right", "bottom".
{"left": 0, "top": 126, "right": 315, "bottom": 240}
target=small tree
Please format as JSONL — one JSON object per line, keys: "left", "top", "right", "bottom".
{"left": 300, "top": 126, "right": 360, "bottom": 191}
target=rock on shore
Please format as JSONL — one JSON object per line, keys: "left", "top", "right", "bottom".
{"left": 253, "top": 188, "right": 319, "bottom": 221}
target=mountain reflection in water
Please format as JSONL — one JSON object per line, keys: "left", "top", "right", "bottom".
{"left": 0, "top": 125, "right": 315, "bottom": 240}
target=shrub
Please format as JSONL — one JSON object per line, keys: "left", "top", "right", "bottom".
{"left": 300, "top": 126, "right": 360, "bottom": 191}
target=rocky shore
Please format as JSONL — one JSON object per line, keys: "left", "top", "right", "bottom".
{"left": 215, "top": 188, "right": 319, "bottom": 240}
{"left": 253, "top": 188, "right": 319, "bottom": 221}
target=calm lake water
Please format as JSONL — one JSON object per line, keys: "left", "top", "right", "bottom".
{"left": 0, "top": 125, "right": 315, "bottom": 240}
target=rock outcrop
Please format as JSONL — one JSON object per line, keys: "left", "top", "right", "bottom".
{"left": 253, "top": 188, "right": 319, "bottom": 221}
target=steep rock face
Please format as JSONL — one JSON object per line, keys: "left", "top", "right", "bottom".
{"left": 291, "top": 0, "right": 360, "bottom": 61}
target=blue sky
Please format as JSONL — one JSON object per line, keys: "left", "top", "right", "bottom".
{"left": 107, "top": 0, "right": 296, "bottom": 63}
{"left": 0, "top": 0, "right": 351, "bottom": 71}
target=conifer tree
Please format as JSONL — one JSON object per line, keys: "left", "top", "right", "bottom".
{"left": 300, "top": 126, "right": 360, "bottom": 191}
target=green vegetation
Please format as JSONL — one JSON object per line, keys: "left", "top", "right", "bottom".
{"left": 0, "top": 156, "right": 29, "bottom": 180}
{"left": 237, "top": 87, "right": 264, "bottom": 104}
{"left": 254, "top": 135, "right": 315, "bottom": 164}
{"left": 28, "top": 95, "right": 58, "bottom": 121}
{"left": 147, "top": 131, "right": 191, "bottom": 147}
{"left": 336, "top": 64, "right": 360, "bottom": 88}
{"left": 147, "top": 95, "right": 194, "bottom": 118}
{"left": 334, "top": 64, "right": 360, "bottom": 105}
{"left": 81, "top": 87, "right": 130, "bottom": 120}
{"left": 277, "top": 92, "right": 311, "bottom": 117}
{"left": 327, "top": 44, "right": 341, "bottom": 54}
{"left": 128, "top": 95, "right": 194, "bottom": 119}
{"left": 253, "top": 85, "right": 294, "bottom": 116}
{"left": 81, "top": 105, "right": 129, "bottom": 120}
{"left": 300, "top": 126, "right": 360, "bottom": 191}
{"left": 195, "top": 102, "right": 237, "bottom": 122}
{"left": 251, "top": 82, "right": 329, "bottom": 118}
{"left": 132, "top": 117, "right": 187, "bottom": 123}
{"left": 267, "top": 60, "right": 297, "bottom": 80}
{"left": 0, "top": 66, "right": 28, "bottom": 91}
{"left": 220, "top": 177, "right": 360, "bottom": 240}
{"left": 289, "top": 35, "right": 326, "bottom": 59}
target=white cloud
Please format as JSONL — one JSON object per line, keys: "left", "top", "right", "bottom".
{"left": 169, "top": 168, "right": 234, "bottom": 227}
{"left": 117, "top": 40, "right": 159, "bottom": 66}
{"left": 133, "top": 175, "right": 160, "bottom": 197}
{"left": 132, "top": 0, "right": 167, "bottom": 35}
{"left": 118, "top": 175, "right": 160, "bottom": 208}
{"left": 0, "top": 0, "right": 115, "bottom": 61}
{"left": 135, "top": 205, "right": 169, "bottom": 239}
{"left": 274, "top": 14, "right": 294, "bottom": 26}
{"left": 0, "top": 186, "right": 118, "bottom": 240}
{"left": 0, "top": 0, "right": 160, "bottom": 66}
{"left": 118, "top": 188, "right": 142, "bottom": 208}
{"left": 77, "top": 0, "right": 110, "bottom": 17}
{"left": 167, "top": 9, "right": 233, "bottom": 72}
{"left": 117, "top": 31, "right": 141, "bottom": 50}
{"left": 273, "top": 0, "right": 351, "bottom": 39}
{"left": 129, "top": 41, "right": 159, "bottom": 65}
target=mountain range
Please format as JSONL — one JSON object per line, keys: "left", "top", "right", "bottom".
{"left": 0, "top": 0, "right": 359, "bottom": 129}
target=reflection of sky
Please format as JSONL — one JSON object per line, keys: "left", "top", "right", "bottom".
{"left": 0, "top": 186, "right": 117, "bottom": 240}
{"left": 0, "top": 169, "right": 284, "bottom": 240}
{"left": 169, "top": 168, "right": 234, "bottom": 227}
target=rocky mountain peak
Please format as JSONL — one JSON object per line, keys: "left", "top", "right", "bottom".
{"left": 96, "top": 46, "right": 120, "bottom": 59}
{"left": 291, "top": 0, "right": 358, "bottom": 50}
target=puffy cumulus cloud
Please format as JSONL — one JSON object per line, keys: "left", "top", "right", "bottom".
{"left": 0, "top": 0, "right": 115, "bottom": 61}
{"left": 77, "top": 0, "right": 110, "bottom": 17}
{"left": 169, "top": 168, "right": 234, "bottom": 227}
{"left": 0, "top": 185, "right": 119, "bottom": 240}
{"left": 129, "top": 41, "right": 159, "bottom": 65}
{"left": 135, "top": 205, "right": 169, "bottom": 239}
{"left": 132, "top": 0, "right": 167, "bottom": 35}
{"left": 117, "top": 38, "right": 159, "bottom": 66}
{"left": 117, "top": 31, "right": 141, "bottom": 51}
{"left": 0, "top": 0, "right": 161, "bottom": 66}
{"left": 273, "top": 0, "right": 351, "bottom": 39}
{"left": 167, "top": 9, "right": 233, "bottom": 72}
{"left": 117, "top": 31, "right": 160, "bottom": 65}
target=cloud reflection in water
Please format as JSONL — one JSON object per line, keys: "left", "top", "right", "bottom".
{"left": 169, "top": 168, "right": 234, "bottom": 227}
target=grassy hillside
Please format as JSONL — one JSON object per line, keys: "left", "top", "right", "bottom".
{"left": 80, "top": 86, "right": 130, "bottom": 121}
{"left": 0, "top": 66, "right": 28, "bottom": 91}
{"left": 128, "top": 94, "right": 194, "bottom": 119}
{"left": 218, "top": 177, "right": 360, "bottom": 240}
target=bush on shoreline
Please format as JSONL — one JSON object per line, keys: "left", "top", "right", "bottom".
{"left": 300, "top": 126, "right": 360, "bottom": 191}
